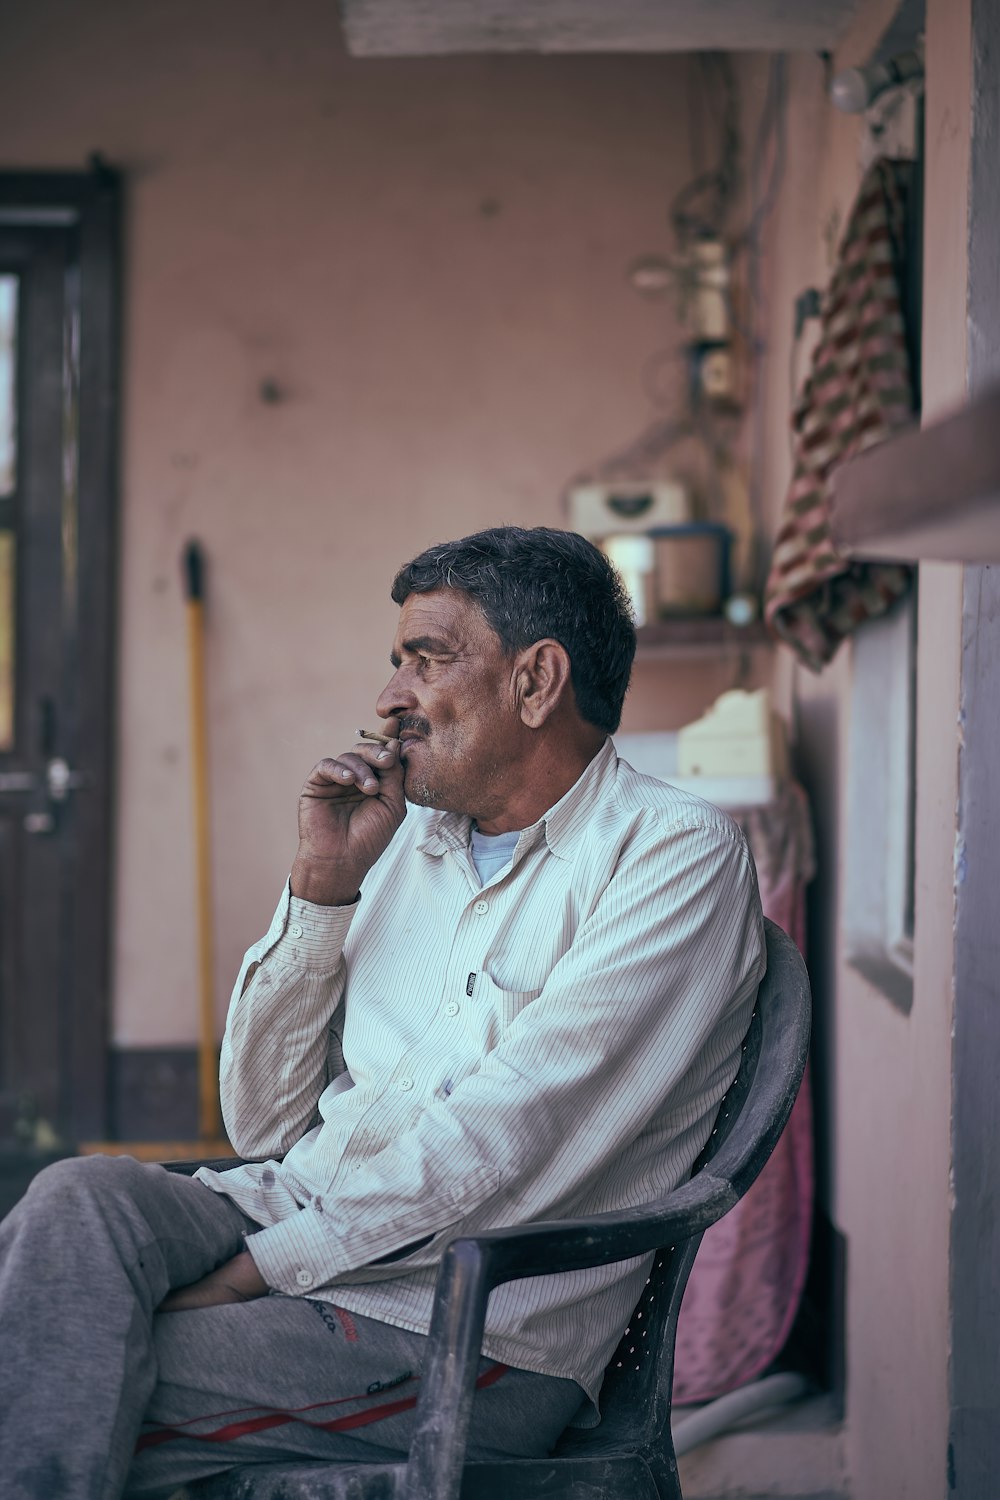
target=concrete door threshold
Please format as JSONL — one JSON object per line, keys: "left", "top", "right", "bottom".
{"left": 676, "top": 1392, "right": 846, "bottom": 1499}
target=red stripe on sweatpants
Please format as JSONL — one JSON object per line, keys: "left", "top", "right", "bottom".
{"left": 135, "top": 1362, "right": 509, "bottom": 1451}
{"left": 140, "top": 1378, "right": 418, "bottom": 1436}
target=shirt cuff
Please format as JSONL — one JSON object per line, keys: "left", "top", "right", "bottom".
{"left": 244, "top": 1210, "right": 340, "bottom": 1296}
{"left": 243, "top": 1162, "right": 500, "bottom": 1296}
{"left": 260, "top": 881, "right": 359, "bottom": 972}
{"left": 245, "top": 1210, "right": 457, "bottom": 1297}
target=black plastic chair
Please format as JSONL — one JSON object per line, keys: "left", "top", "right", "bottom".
{"left": 172, "top": 918, "right": 811, "bottom": 1500}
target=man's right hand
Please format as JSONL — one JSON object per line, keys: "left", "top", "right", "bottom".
{"left": 289, "top": 717, "right": 405, "bottom": 906}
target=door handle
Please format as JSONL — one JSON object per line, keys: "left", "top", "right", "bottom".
{"left": 0, "top": 761, "right": 86, "bottom": 834}
{"left": 0, "top": 771, "right": 39, "bottom": 793}
{"left": 0, "top": 761, "right": 86, "bottom": 798}
{"left": 45, "top": 757, "right": 86, "bottom": 802}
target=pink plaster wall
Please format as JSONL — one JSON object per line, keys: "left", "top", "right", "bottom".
{"left": 0, "top": 0, "right": 750, "bottom": 1046}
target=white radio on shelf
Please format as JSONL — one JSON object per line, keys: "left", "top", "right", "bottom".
{"left": 567, "top": 480, "right": 690, "bottom": 538}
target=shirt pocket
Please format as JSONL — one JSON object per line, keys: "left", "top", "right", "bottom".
{"left": 481, "top": 907, "right": 574, "bottom": 1000}
{"left": 467, "top": 966, "right": 545, "bottom": 1053}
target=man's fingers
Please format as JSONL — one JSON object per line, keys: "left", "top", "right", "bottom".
{"left": 336, "top": 749, "right": 399, "bottom": 793}
{"left": 337, "top": 753, "right": 382, "bottom": 794}
{"left": 292, "top": 726, "right": 407, "bottom": 903}
{"left": 301, "top": 717, "right": 403, "bottom": 797}
{"left": 307, "top": 746, "right": 399, "bottom": 797}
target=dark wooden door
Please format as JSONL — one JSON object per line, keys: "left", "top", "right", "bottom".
{"left": 0, "top": 171, "right": 119, "bottom": 1150}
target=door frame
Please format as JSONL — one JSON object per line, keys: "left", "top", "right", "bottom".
{"left": 950, "top": 0, "right": 1000, "bottom": 1487}
{"left": 0, "top": 164, "right": 121, "bottom": 1141}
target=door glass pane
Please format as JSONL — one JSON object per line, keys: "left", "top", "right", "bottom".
{"left": 0, "top": 276, "right": 16, "bottom": 498}
{"left": 0, "top": 532, "right": 14, "bottom": 750}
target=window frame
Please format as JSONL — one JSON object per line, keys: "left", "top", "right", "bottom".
{"left": 843, "top": 584, "right": 917, "bottom": 1012}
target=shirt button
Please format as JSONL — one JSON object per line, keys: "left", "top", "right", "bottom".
{"left": 295, "top": 1269, "right": 313, "bottom": 1287}
{"left": 474, "top": 899, "right": 489, "bottom": 915}
{"left": 289, "top": 922, "right": 303, "bottom": 938}
{"left": 445, "top": 1001, "right": 460, "bottom": 1017}
{"left": 398, "top": 1076, "right": 414, "bottom": 1091}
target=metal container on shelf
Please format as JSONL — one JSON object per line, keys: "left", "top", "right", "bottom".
{"left": 651, "top": 523, "right": 732, "bottom": 616}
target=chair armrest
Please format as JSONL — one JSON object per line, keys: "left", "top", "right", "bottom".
{"left": 161, "top": 1157, "right": 247, "bottom": 1175}
{"left": 445, "top": 1170, "right": 736, "bottom": 1285}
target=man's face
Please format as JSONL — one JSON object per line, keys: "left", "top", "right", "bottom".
{"left": 375, "top": 588, "right": 521, "bottom": 820}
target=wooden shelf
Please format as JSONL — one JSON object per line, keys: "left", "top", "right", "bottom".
{"left": 635, "top": 617, "right": 771, "bottom": 656}
{"left": 340, "top": 0, "right": 856, "bottom": 56}
{"left": 830, "top": 386, "right": 1000, "bottom": 564}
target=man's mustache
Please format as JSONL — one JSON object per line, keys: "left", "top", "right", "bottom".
{"left": 398, "top": 715, "right": 432, "bottom": 737}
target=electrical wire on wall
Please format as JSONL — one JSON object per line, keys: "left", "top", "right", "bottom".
{"left": 670, "top": 54, "right": 742, "bottom": 244}
{"left": 632, "top": 53, "right": 743, "bottom": 413}
{"left": 631, "top": 52, "right": 789, "bottom": 429}
{"left": 741, "top": 54, "right": 788, "bottom": 332}
{"left": 563, "top": 52, "right": 790, "bottom": 632}
{"left": 640, "top": 54, "right": 788, "bottom": 600}
{"left": 738, "top": 54, "right": 788, "bottom": 588}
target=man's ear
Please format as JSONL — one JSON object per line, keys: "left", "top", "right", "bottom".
{"left": 513, "top": 640, "right": 573, "bottom": 729}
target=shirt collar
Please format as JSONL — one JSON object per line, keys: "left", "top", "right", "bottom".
{"left": 415, "top": 737, "right": 617, "bottom": 862}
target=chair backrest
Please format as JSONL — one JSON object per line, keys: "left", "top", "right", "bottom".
{"left": 556, "top": 918, "right": 811, "bottom": 1458}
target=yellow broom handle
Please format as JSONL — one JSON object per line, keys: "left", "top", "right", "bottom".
{"left": 184, "top": 541, "right": 221, "bottom": 1142}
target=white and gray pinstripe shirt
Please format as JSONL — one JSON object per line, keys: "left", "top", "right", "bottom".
{"left": 197, "top": 739, "right": 764, "bottom": 1407}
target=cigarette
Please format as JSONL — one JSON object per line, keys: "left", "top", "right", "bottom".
{"left": 356, "top": 728, "right": 393, "bottom": 746}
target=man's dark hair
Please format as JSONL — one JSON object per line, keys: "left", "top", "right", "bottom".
{"left": 391, "top": 526, "right": 636, "bottom": 734}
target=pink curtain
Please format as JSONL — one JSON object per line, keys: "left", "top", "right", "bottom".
{"left": 673, "top": 782, "right": 815, "bottom": 1404}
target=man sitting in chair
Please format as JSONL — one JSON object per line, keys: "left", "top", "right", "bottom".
{"left": 0, "top": 525, "right": 763, "bottom": 1498}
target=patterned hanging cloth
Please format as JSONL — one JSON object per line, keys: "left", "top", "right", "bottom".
{"left": 764, "top": 159, "right": 916, "bottom": 670}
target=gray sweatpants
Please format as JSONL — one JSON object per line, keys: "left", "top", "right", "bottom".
{"left": 0, "top": 1154, "right": 584, "bottom": 1499}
